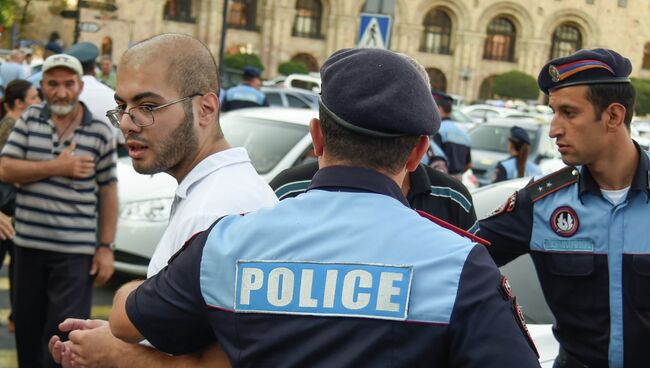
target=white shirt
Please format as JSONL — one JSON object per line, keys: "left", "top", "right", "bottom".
{"left": 146, "top": 147, "right": 278, "bottom": 277}
{"left": 80, "top": 75, "right": 124, "bottom": 143}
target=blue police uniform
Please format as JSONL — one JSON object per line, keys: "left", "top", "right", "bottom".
{"left": 493, "top": 156, "right": 542, "bottom": 182}
{"left": 222, "top": 66, "right": 268, "bottom": 111}
{"left": 433, "top": 117, "right": 471, "bottom": 175}
{"left": 127, "top": 166, "right": 539, "bottom": 366}
{"left": 120, "top": 47, "right": 539, "bottom": 367}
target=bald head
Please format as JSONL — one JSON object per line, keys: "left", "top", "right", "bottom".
{"left": 120, "top": 33, "right": 219, "bottom": 97}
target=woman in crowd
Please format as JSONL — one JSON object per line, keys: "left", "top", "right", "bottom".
{"left": 492, "top": 126, "right": 542, "bottom": 183}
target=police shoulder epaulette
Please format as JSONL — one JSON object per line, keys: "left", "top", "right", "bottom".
{"left": 416, "top": 209, "right": 490, "bottom": 246}
{"left": 525, "top": 166, "right": 579, "bottom": 203}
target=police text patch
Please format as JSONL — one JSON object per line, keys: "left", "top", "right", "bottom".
{"left": 235, "top": 260, "right": 413, "bottom": 320}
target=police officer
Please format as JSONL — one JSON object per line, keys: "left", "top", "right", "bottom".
{"left": 492, "top": 126, "right": 542, "bottom": 183}
{"left": 221, "top": 66, "right": 268, "bottom": 111}
{"left": 108, "top": 48, "right": 540, "bottom": 367}
{"left": 479, "top": 49, "right": 646, "bottom": 367}
{"left": 431, "top": 91, "right": 472, "bottom": 180}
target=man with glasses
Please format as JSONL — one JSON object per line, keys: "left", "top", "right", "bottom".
{"left": 0, "top": 53, "right": 118, "bottom": 367}
{"left": 49, "top": 33, "right": 277, "bottom": 367}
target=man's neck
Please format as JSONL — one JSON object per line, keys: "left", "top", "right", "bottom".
{"left": 587, "top": 138, "right": 638, "bottom": 190}
{"left": 170, "top": 137, "right": 231, "bottom": 183}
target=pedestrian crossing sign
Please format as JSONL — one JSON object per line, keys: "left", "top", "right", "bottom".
{"left": 358, "top": 13, "right": 392, "bottom": 49}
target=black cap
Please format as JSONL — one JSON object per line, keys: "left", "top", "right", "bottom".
{"left": 45, "top": 41, "right": 63, "bottom": 54}
{"left": 319, "top": 48, "right": 440, "bottom": 137}
{"left": 243, "top": 66, "right": 261, "bottom": 78}
{"left": 65, "top": 42, "right": 99, "bottom": 64}
{"left": 431, "top": 90, "right": 454, "bottom": 103}
{"left": 538, "top": 48, "right": 631, "bottom": 95}
{"left": 510, "top": 126, "right": 531, "bottom": 145}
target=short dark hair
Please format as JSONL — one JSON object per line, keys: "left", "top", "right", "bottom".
{"left": 319, "top": 106, "right": 420, "bottom": 175}
{"left": 436, "top": 98, "right": 452, "bottom": 114}
{"left": 586, "top": 83, "right": 635, "bottom": 128}
{"left": 81, "top": 61, "right": 95, "bottom": 75}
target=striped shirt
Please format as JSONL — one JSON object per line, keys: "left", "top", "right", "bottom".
{"left": 0, "top": 103, "right": 117, "bottom": 255}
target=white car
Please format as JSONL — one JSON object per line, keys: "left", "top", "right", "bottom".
{"left": 461, "top": 104, "right": 535, "bottom": 124}
{"left": 472, "top": 177, "right": 559, "bottom": 367}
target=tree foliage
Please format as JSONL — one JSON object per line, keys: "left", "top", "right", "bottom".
{"left": 223, "top": 52, "right": 264, "bottom": 72}
{"left": 492, "top": 70, "right": 539, "bottom": 100}
{"left": 0, "top": 0, "right": 19, "bottom": 28}
{"left": 632, "top": 78, "right": 650, "bottom": 116}
{"left": 278, "top": 60, "right": 309, "bottom": 76}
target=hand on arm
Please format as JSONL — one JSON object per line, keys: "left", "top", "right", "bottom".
{"left": 0, "top": 212, "right": 14, "bottom": 240}
{"left": 0, "top": 142, "right": 95, "bottom": 184}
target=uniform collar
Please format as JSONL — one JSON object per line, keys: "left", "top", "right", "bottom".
{"left": 406, "top": 164, "right": 431, "bottom": 200}
{"left": 579, "top": 140, "right": 650, "bottom": 198}
{"left": 308, "top": 165, "right": 409, "bottom": 207}
{"left": 41, "top": 101, "right": 93, "bottom": 126}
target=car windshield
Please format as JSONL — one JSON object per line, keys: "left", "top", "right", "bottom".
{"left": 450, "top": 109, "right": 474, "bottom": 123}
{"left": 221, "top": 116, "right": 309, "bottom": 174}
{"left": 469, "top": 125, "right": 537, "bottom": 153}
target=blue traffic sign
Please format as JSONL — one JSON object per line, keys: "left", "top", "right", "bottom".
{"left": 358, "top": 13, "right": 392, "bottom": 49}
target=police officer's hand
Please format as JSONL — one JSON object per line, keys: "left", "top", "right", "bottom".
{"left": 55, "top": 142, "right": 96, "bottom": 179}
{"left": 91, "top": 246, "right": 114, "bottom": 285}
{"left": 0, "top": 212, "right": 14, "bottom": 240}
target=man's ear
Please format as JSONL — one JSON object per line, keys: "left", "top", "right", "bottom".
{"left": 604, "top": 102, "right": 626, "bottom": 133}
{"left": 309, "top": 118, "right": 324, "bottom": 157}
{"left": 197, "top": 92, "right": 219, "bottom": 127}
{"left": 406, "top": 136, "right": 429, "bottom": 172}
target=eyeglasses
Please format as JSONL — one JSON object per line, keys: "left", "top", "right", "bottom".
{"left": 106, "top": 93, "right": 203, "bottom": 128}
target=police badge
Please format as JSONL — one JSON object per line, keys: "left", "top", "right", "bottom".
{"left": 549, "top": 64, "right": 561, "bottom": 82}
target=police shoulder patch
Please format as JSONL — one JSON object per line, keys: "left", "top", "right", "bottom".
{"left": 525, "top": 166, "right": 579, "bottom": 203}
{"left": 487, "top": 191, "right": 517, "bottom": 219}
{"left": 512, "top": 297, "right": 540, "bottom": 358}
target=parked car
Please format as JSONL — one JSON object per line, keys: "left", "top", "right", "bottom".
{"left": 468, "top": 117, "right": 562, "bottom": 186}
{"left": 461, "top": 104, "right": 535, "bottom": 124}
{"left": 262, "top": 86, "right": 319, "bottom": 110}
{"left": 471, "top": 177, "right": 558, "bottom": 367}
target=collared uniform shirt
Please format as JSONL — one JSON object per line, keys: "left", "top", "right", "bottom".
{"left": 127, "top": 166, "right": 540, "bottom": 367}
{"left": 479, "top": 143, "right": 650, "bottom": 368}
{"left": 146, "top": 147, "right": 278, "bottom": 277}
{"left": 222, "top": 84, "right": 268, "bottom": 112}
{"left": 493, "top": 156, "right": 543, "bottom": 183}
{"left": 270, "top": 161, "right": 478, "bottom": 234}
{"left": 80, "top": 75, "right": 124, "bottom": 143}
{"left": 433, "top": 117, "right": 472, "bottom": 175}
{"left": 0, "top": 103, "right": 117, "bottom": 255}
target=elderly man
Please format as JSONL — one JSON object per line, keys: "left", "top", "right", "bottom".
{"left": 0, "top": 53, "right": 117, "bottom": 367}
{"left": 108, "top": 48, "right": 540, "bottom": 367}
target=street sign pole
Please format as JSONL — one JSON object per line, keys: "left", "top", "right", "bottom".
{"left": 73, "top": 0, "right": 82, "bottom": 43}
{"left": 218, "top": 0, "right": 229, "bottom": 81}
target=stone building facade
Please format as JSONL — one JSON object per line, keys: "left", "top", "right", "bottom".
{"left": 70, "top": 0, "right": 650, "bottom": 101}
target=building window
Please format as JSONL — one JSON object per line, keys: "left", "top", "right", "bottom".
{"left": 586, "top": 0, "right": 594, "bottom": 4}
{"left": 228, "top": 0, "right": 258, "bottom": 30}
{"left": 483, "top": 17, "right": 516, "bottom": 62}
{"left": 550, "top": 24, "right": 582, "bottom": 59}
{"left": 618, "top": 0, "right": 627, "bottom": 7}
{"left": 420, "top": 9, "right": 452, "bottom": 54}
{"left": 643, "top": 42, "right": 650, "bottom": 69}
{"left": 163, "top": 0, "right": 196, "bottom": 23}
{"left": 293, "top": 0, "right": 323, "bottom": 39}
{"left": 362, "top": 0, "right": 395, "bottom": 14}
{"left": 426, "top": 68, "right": 447, "bottom": 92}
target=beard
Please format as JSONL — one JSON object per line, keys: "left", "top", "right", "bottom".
{"left": 132, "top": 106, "right": 199, "bottom": 175}
{"left": 50, "top": 103, "right": 75, "bottom": 116}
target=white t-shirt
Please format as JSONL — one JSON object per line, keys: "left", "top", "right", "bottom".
{"left": 601, "top": 186, "right": 630, "bottom": 205}
{"left": 80, "top": 75, "right": 124, "bottom": 143}
{"left": 146, "top": 147, "right": 278, "bottom": 277}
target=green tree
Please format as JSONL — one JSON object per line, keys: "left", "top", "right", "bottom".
{"left": 278, "top": 60, "right": 309, "bottom": 76}
{"left": 223, "top": 52, "right": 264, "bottom": 72}
{"left": 632, "top": 78, "right": 650, "bottom": 116}
{"left": 492, "top": 70, "right": 539, "bottom": 100}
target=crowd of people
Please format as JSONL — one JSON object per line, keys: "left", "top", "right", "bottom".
{"left": 0, "top": 31, "right": 647, "bottom": 368}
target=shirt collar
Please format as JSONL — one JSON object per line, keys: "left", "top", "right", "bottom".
{"left": 41, "top": 101, "right": 93, "bottom": 126}
{"left": 579, "top": 140, "right": 650, "bottom": 198}
{"left": 175, "top": 147, "right": 251, "bottom": 199}
{"left": 307, "top": 165, "right": 409, "bottom": 207}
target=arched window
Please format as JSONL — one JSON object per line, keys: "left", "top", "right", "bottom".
{"left": 420, "top": 9, "right": 452, "bottom": 54}
{"left": 361, "top": 0, "right": 395, "bottom": 14}
{"left": 293, "top": 0, "right": 323, "bottom": 39}
{"left": 163, "top": 0, "right": 196, "bottom": 23}
{"left": 550, "top": 24, "right": 582, "bottom": 59}
{"left": 483, "top": 17, "right": 516, "bottom": 62}
{"left": 479, "top": 75, "right": 497, "bottom": 99}
{"left": 228, "top": 0, "right": 258, "bottom": 30}
{"left": 292, "top": 53, "right": 319, "bottom": 72}
{"left": 644, "top": 42, "right": 650, "bottom": 70}
{"left": 426, "top": 68, "right": 447, "bottom": 91}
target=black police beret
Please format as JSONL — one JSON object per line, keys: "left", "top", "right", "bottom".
{"left": 243, "top": 66, "right": 261, "bottom": 78}
{"left": 432, "top": 91, "right": 454, "bottom": 103}
{"left": 65, "top": 42, "right": 99, "bottom": 64}
{"left": 538, "top": 48, "right": 631, "bottom": 95}
{"left": 319, "top": 48, "right": 440, "bottom": 137}
{"left": 510, "top": 126, "right": 531, "bottom": 145}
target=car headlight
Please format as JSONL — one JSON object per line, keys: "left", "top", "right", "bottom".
{"left": 120, "top": 198, "right": 173, "bottom": 222}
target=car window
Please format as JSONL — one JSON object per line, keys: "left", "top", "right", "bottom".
{"left": 265, "top": 92, "right": 284, "bottom": 107}
{"left": 468, "top": 109, "right": 487, "bottom": 119}
{"left": 221, "top": 116, "right": 309, "bottom": 174}
{"left": 295, "top": 92, "right": 319, "bottom": 107}
{"left": 469, "top": 125, "right": 537, "bottom": 153}
{"left": 450, "top": 109, "right": 474, "bottom": 123}
{"left": 286, "top": 94, "right": 310, "bottom": 109}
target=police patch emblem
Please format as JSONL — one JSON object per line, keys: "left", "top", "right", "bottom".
{"left": 512, "top": 298, "right": 540, "bottom": 358}
{"left": 487, "top": 192, "right": 517, "bottom": 218}
{"left": 550, "top": 206, "right": 579, "bottom": 237}
{"left": 499, "top": 275, "right": 513, "bottom": 301}
{"left": 549, "top": 65, "right": 561, "bottom": 82}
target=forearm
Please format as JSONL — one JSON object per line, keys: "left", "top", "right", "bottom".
{"left": 109, "top": 280, "right": 144, "bottom": 343}
{"left": 99, "top": 182, "right": 118, "bottom": 244}
{"left": 0, "top": 156, "right": 63, "bottom": 184}
{"left": 114, "top": 343, "right": 229, "bottom": 368}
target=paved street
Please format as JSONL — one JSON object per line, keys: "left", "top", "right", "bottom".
{"left": 0, "top": 256, "right": 137, "bottom": 367}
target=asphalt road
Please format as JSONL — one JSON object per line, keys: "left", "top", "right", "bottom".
{"left": 0, "top": 256, "right": 137, "bottom": 367}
